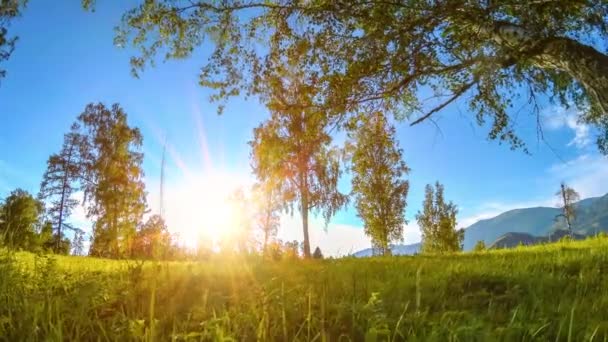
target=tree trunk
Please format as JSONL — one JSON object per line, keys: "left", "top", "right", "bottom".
{"left": 56, "top": 144, "right": 73, "bottom": 252}
{"left": 560, "top": 183, "right": 573, "bottom": 238}
{"left": 57, "top": 183, "right": 66, "bottom": 252}
{"left": 533, "top": 37, "right": 608, "bottom": 115}
{"left": 301, "top": 190, "right": 311, "bottom": 259}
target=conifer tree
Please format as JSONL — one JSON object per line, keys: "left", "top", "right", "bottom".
{"left": 312, "top": 246, "right": 323, "bottom": 259}
{"left": 39, "top": 130, "right": 81, "bottom": 253}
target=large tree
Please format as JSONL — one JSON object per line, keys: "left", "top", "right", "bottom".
{"left": 38, "top": 130, "right": 81, "bottom": 253}
{"left": 556, "top": 182, "right": 580, "bottom": 238}
{"left": 98, "top": 0, "right": 608, "bottom": 152}
{"left": 74, "top": 103, "right": 147, "bottom": 258}
{"left": 249, "top": 74, "right": 348, "bottom": 258}
{"left": 0, "top": 188, "right": 42, "bottom": 250}
{"left": 0, "top": 0, "right": 27, "bottom": 83}
{"left": 417, "top": 182, "right": 462, "bottom": 254}
{"left": 349, "top": 112, "right": 410, "bottom": 256}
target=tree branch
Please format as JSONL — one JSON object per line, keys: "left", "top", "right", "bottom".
{"left": 410, "top": 80, "right": 478, "bottom": 126}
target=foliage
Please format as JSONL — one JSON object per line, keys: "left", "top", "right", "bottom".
{"left": 252, "top": 180, "right": 281, "bottom": 256}
{"left": 556, "top": 182, "right": 580, "bottom": 238}
{"left": 132, "top": 215, "right": 172, "bottom": 260}
{"left": 249, "top": 72, "right": 347, "bottom": 258}
{"left": 228, "top": 187, "right": 254, "bottom": 254}
{"left": 38, "top": 130, "right": 81, "bottom": 253}
{"left": 4, "top": 236, "right": 608, "bottom": 340}
{"left": 38, "top": 221, "right": 71, "bottom": 254}
{"left": 349, "top": 112, "right": 410, "bottom": 255}
{"left": 312, "top": 246, "right": 323, "bottom": 259}
{"left": 72, "top": 103, "right": 147, "bottom": 258}
{"left": 282, "top": 240, "right": 300, "bottom": 259}
{"left": 0, "top": 188, "right": 43, "bottom": 250}
{"left": 71, "top": 228, "right": 85, "bottom": 256}
{"left": 0, "top": 0, "right": 27, "bottom": 83}
{"left": 473, "top": 240, "right": 487, "bottom": 252}
{"left": 417, "top": 182, "right": 462, "bottom": 254}
{"left": 106, "top": 0, "right": 608, "bottom": 152}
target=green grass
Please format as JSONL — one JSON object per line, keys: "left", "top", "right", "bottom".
{"left": 3, "top": 238, "right": 608, "bottom": 341}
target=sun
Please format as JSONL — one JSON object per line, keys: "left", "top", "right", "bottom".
{"left": 163, "top": 172, "right": 248, "bottom": 250}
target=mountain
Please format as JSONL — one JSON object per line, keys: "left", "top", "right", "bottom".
{"left": 489, "top": 229, "right": 586, "bottom": 249}
{"left": 352, "top": 193, "right": 608, "bottom": 256}
{"left": 352, "top": 243, "right": 420, "bottom": 257}
{"left": 463, "top": 207, "right": 559, "bottom": 250}
{"left": 464, "top": 193, "right": 608, "bottom": 250}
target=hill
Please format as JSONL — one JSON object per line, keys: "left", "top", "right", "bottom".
{"left": 489, "top": 229, "right": 586, "bottom": 249}
{"left": 463, "top": 193, "right": 608, "bottom": 249}
{"left": 351, "top": 243, "right": 420, "bottom": 257}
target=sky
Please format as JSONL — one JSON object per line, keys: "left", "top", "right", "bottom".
{"left": 1, "top": 2, "right": 607, "bottom": 256}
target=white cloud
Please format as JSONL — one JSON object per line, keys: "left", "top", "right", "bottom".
{"left": 460, "top": 196, "right": 556, "bottom": 228}
{"left": 543, "top": 106, "right": 591, "bottom": 149}
{"left": 548, "top": 153, "right": 608, "bottom": 199}
{"left": 460, "top": 152, "right": 608, "bottom": 231}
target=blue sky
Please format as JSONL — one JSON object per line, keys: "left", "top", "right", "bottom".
{"left": 1, "top": 1, "right": 607, "bottom": 255}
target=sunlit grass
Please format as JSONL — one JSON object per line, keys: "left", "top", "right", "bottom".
{"left": 2, "top": 236, "right": 608, "bottom": 340}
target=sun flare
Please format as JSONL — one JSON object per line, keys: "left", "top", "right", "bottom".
{"left": 163, "top": 172, "right": 249, "bottom": 250}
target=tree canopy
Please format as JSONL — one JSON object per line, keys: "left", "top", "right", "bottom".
{"left": 74, "top": 103, "right": 147, "bottom": 258}
{"left": 98, "top": 0, "right": 608, "bottom": 152}
{"left": 249, "top": 73, "right": 348, "bottom": 258}
{"left": 417, "top": 182, "right": 462, "bottom": 254}
{"left": 349, "top": 112, "right": 410, "bottom": 256}
{"left": 0, "top": 188, "right": 42, "bottom": 250}
{"left": 0, "top": 0, "right": 26, "bottom": 83}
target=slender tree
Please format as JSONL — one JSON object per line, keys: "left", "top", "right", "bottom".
{"left": 417, "top": 182, "right": 462, "bottom": 254}
{"left": 0, "top": 0, "right": 27, "bottom": 83}
{"left": 105, "top": 1, "right": 608, "bottom": 152}
{"left": 74, "top": 103, "right": 147, "bottom": 258}
{"left": 349, "top": 112, "right": 410, "bottom": 256}
{"left": 556, "top": 182, "right": 580, "bottom": 238}
{"left": 229, "top": 187, "right": 254, "bottom": 254}
{"left": 39, "top": 130, "right": 81, "bottom": 253}
{"left": 252, "top": 181, "right": 281, "bottom": 256}
{"left": 71, "top": 228, "right": 85, "bottom": 256}
{"left": 249, "top": 73, "right": 348, "bottom": 258}
{"left": 0, "top": 188, "right": 43, "bottom": 250}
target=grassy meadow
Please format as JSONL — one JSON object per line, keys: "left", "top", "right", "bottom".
{"left": 3, "top": 237, "right": 608, "bottom": 341}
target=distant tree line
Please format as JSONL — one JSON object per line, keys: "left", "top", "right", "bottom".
{"left": 1, "top": 99, "right": 467, "bottom": 259}
{"left": 4, "top": 99, "right": 581, "bottom": 259}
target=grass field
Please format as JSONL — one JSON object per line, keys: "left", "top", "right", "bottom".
{"left": 2, "top": 238, "right": 608, "bottom": 341}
